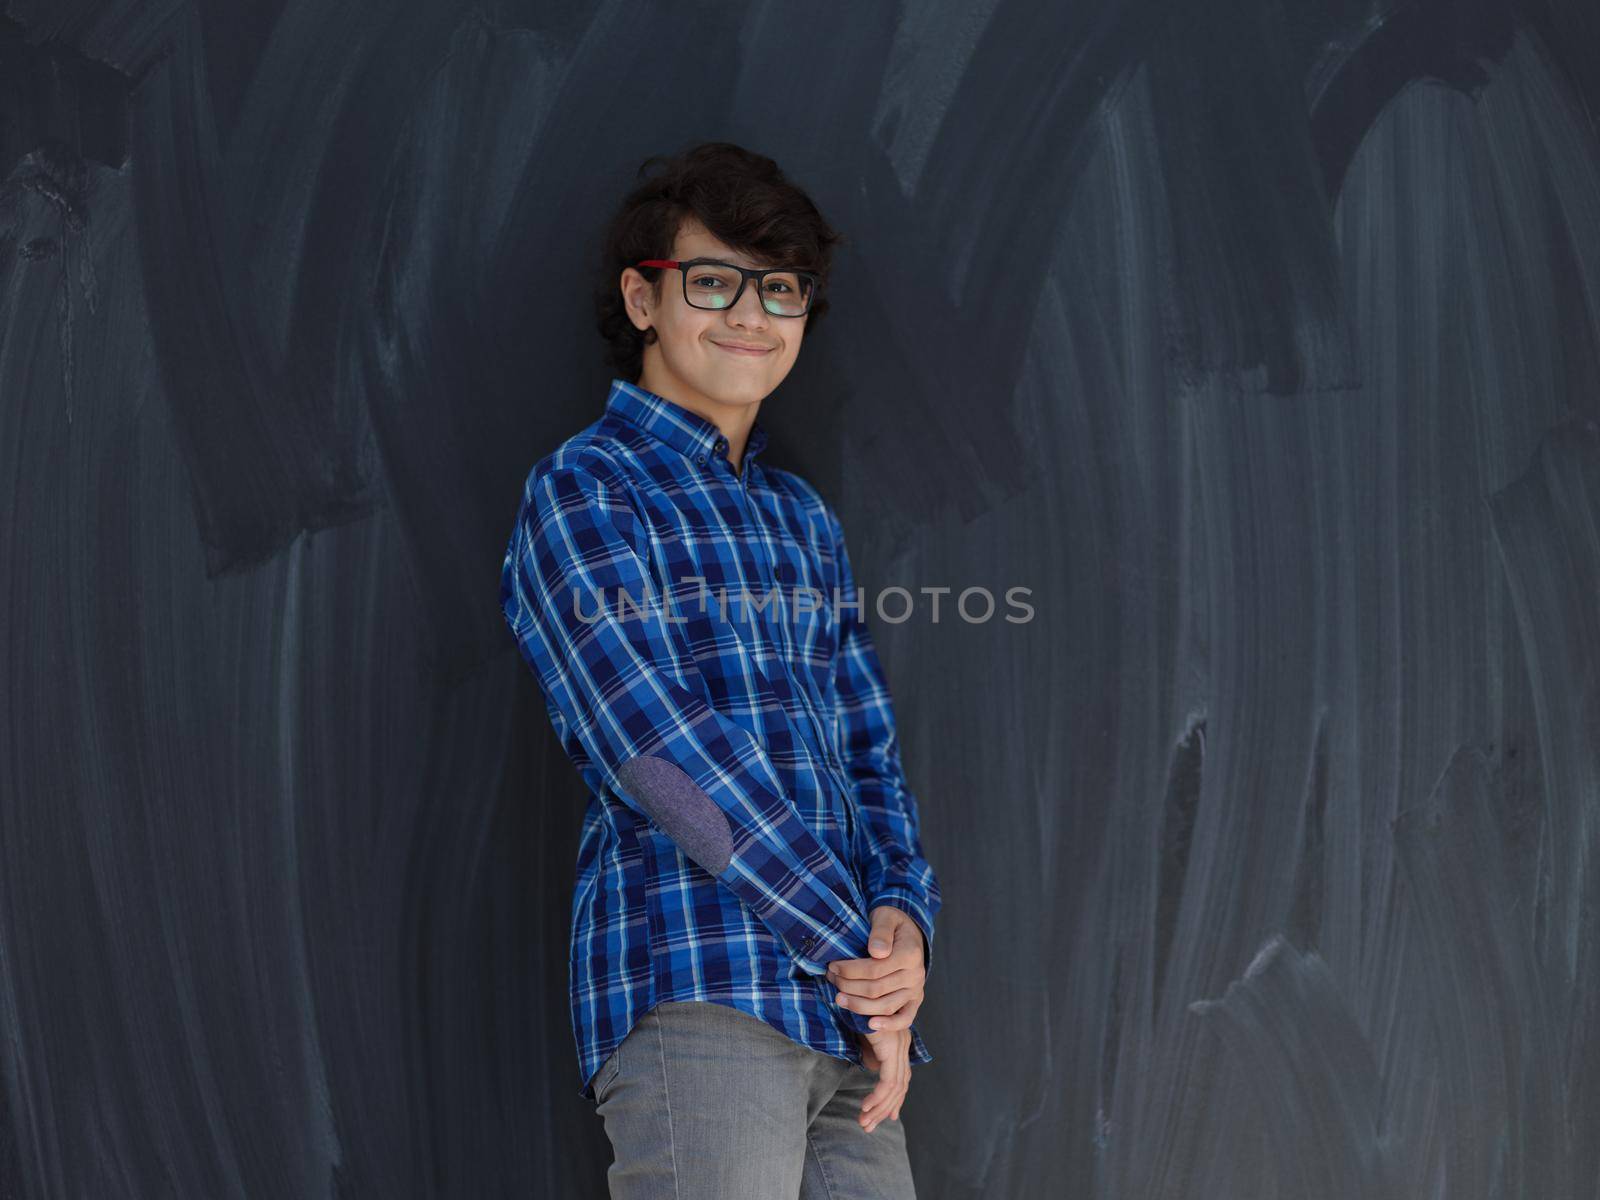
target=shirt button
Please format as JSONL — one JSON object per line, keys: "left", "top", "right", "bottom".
{"left": 697, "top": 454, "right": 707, "bottom": 464}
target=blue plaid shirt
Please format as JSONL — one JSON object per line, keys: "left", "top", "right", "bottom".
{"left": 500, "top": 378, "right": 941, "bottom": 1102}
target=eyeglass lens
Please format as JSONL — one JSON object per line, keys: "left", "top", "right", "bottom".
{"left": 683, "top": 263, "right": 814, "bottom": 316}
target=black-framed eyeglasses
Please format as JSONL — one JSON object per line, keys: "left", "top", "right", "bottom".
{"left": 636, "top": 258, "right": 819, "bottom": 317}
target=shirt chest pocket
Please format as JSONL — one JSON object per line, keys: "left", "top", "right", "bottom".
{"left": 793, "top": 518, "right": 844, "bottom": 681}
{"left": 770, "top": 541, "right": 838, "bottom": 685}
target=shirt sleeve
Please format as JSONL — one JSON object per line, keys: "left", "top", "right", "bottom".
{"left": 500, "top": 460, "right": 879, "bottom": 999}
{"left": 826, "top": 504, "right": 943, "bottom": 984}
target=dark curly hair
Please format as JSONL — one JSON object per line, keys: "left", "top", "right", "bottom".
{"left": 594, "top": 141, "right": 844, "bottom": 380}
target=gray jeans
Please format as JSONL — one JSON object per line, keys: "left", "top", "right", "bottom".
{"left": 593, "top": 999, "right": 920, "bottom": 1199}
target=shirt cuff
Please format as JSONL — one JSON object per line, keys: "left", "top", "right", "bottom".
{"left": 782, "top": 902, "right": 870, "bottom": 978}
{"left": 784, "top": 908, "right": 884, "bottom": 1039}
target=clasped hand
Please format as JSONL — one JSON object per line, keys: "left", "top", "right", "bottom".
{"left": 824, "top": 905, "right": 927, "bottom": 1133}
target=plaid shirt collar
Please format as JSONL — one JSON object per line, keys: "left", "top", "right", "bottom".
{"left": 604, "top": 377, "right": 770, "bottom": 466}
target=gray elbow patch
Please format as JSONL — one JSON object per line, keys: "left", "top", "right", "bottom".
{"left": 615, "top": 755, "right": 734, "bottom": 876}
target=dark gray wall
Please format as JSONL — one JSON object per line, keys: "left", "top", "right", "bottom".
{"left": 4, "top": 1, "right": 1599, "bottom": 1195}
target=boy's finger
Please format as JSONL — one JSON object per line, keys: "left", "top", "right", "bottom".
{"left": 867, "top": 1044, "right": 908, "bottom": 1109}
{"left": 866, "top": 1007, "right": 915, "bottom": 1031}
{"left": 864, "top": 1088, "right": 902, "bottom": 1126}
{"left": 836, "top": 985, "right": 916, "bottom": 1015}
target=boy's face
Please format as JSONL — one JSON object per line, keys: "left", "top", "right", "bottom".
{"left": 623, "top": 217, "right": 808, "bottom": 414}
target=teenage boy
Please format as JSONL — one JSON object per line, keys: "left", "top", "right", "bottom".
{"left": 500, "top": 142, "right": 941, "bottom": 1198}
